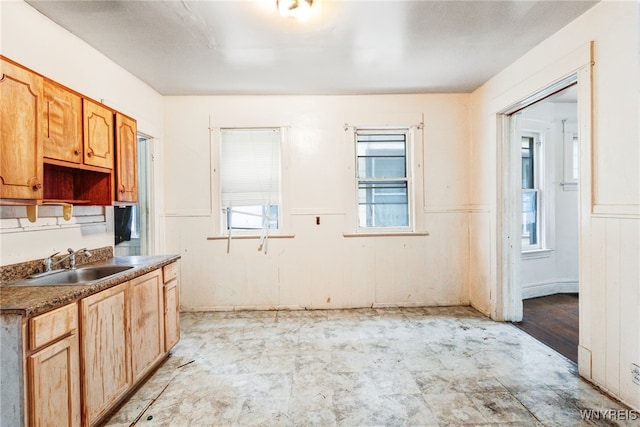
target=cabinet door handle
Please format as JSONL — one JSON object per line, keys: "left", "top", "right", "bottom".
{"left": 28, "top": 178, "right": 42, "bottom": 191}
{"left": 119, "top": 185, "right": 126, "bottom": 194}
{"left": 74, "top": 149, "right": 81, "bottom": 156}
{"left": 87, "top": 152, "right": 93, "bottom": 157}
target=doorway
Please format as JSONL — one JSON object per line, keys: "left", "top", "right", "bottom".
{"left": 503, "top": 81, "right": 581, "bottom": 362}
{"left": 513, "top": 85, "right": 580, "bottom": 361}
{"left": 114, "top": 134, "right": 152, "bottom": 256}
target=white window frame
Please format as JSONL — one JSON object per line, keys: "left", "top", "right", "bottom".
{"left": 354, "top": 127, "right": 413, "bottom": 233}
{"left": 219, "top": 127, "right": 283, "bottom": 236}
{"left": 561, "top": 119, "right": 579, "bottom": 190}
{"left": 521, "top": 132, "right": 545, "bottom": 252}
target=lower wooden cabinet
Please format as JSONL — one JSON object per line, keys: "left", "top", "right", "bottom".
{"left": 130, "top": 270, "right": 164, "bottom": 383}
{"left": 163, "top": 261, "right": 180, "bottom": 351}
{"left": 80, "top": 282, "right": 130, "bottom": 426}
{"left": 20, "top": 263, "right": 180, "bottom": 427}
{"left": 27, "top": 304, "right": 80, "bottom": 427}
{"left": 28, "top": 336, "right": 81, "bottom": 427}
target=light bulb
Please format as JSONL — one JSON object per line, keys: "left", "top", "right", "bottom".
{"left": 277, "top": 0, "right": 314, "bottom": 21}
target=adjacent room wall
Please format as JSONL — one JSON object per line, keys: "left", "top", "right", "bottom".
{"left": 519, "top": 101, "right": 579, "bottom": 299}
{"left": 0, "top": 0, "right": 164, "bottom": 264}
{"left": 162, "top": 94, "right": 472, "bottom": 310}
{"left": 469, "top": 0, "right": 639, "bottom": 410}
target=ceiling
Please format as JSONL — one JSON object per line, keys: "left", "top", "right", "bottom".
{"left": 25, "top": 0, "right": 599, "bottom": 96}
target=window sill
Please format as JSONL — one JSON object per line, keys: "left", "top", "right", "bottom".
{"left": 207, "top": 234, "right": 295, "bottom": 240}
{"left": 521, "top": 248, "right": 553, "bottom": 260}
{"left": 343, "top": 231, "right": 430, "bottom": 238}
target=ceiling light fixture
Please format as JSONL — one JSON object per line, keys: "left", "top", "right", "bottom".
{"left": 277, "top": 0, "right": 314, "bottom": 21}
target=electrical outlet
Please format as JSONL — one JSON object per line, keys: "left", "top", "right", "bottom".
{"left": 632, "top": 363, "right": 640, "bottom": 386}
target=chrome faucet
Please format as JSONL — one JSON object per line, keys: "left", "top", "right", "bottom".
{"left": 43, "top": 251, "right": 60, "bottom": 273}
{"left": 44, "top": 248, "right": 92, "bottom": 272}
{"left": 66, "top": 247, "right": 92, "bottom": 269}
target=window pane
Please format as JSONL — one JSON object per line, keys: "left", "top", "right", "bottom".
{"left": 358, "top": 181, "right": 408, "bottom": 227}
{"left": 521, "top": 190, "right": 538, "bottom": 246}
{"left": 357, "top": 135, "right": 406, "bottom": 156}
{"left": 521, "top": 136, "right": 534, "bottom": 189}
{"left": 227, "top": 205, "right": 278, "bottom": 230}
{"left": 357, "top": 156, "right": 406, "bottom": 178}
{"left": 355, "top": 131, "right": 409, "bottom": 229}
{"left": 357, "top": 134, "right": 406, "bottom": 179}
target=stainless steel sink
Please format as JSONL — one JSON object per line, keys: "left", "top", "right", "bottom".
{"left": 10, "top": 265, "right": 134, "bottom": 286}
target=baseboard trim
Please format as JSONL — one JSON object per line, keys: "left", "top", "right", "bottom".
{"left": 522, "top": 281, "right": 579, "bottom": 299}
{"left": 181, "top": 304, "right": 303, "bottom": 312}
{"left": 578, "top": 345, "right": 592, "bottom": 379}
{"left": 180, "top": 302, "right": 472, "bottom": 312}
{"left": 371, "top": 301, "right": 468, "bottom": 309}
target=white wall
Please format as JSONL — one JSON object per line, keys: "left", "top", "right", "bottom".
{"left": 163, "top": 94, "right": 472, "bottom": 310}
{"left": 0, "top": 0, "right": 164, "bottom": 264}
{"left": 469, "top": 0, "right": 639, "bottom": 410}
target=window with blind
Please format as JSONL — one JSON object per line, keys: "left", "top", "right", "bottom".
{"left": 356, "top": 130, "right": 410, "bottom": 229}
{"left": 220, "top": 128, "right": 281, "bottom": 231}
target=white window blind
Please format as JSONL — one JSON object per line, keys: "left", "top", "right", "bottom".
{"left": 221, "top": 128, "right": 281, "bottom": 207}
{"left": 220, "top": 128, "right": 281, "bottom": 231}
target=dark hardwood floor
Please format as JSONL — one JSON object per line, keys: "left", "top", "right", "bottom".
{"left": 513, "top": 293, "right": 579, "bottom": 363}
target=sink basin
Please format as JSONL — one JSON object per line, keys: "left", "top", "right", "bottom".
{"left": 10, "top": 265, "right": 134, "bottom": 286}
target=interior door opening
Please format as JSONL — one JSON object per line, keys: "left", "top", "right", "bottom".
{"left": 114, "top": 134, "right": 151, "bottom": 256}
{"left": 509, "top": 84, "right": 580, "bottom": 363}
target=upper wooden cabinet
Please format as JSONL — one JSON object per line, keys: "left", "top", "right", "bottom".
{"left": 83, "top": 99, "right": 114, "bottom": 170}
{"left": 42, "top": 85, "right": 113, "bottom": 205}
{"left": 115, "top": 113, "right": 138, "bottom": 203}
{"left": 43, "top": 80, "right": 83, "bottom": 164}
{"left": 1, "top": 58, "right": 139, "bottom": 207}
{"left": 0, "top": 59, "right": 44, "bottom": 201}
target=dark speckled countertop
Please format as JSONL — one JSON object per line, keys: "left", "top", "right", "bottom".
{"left": 0, "top": 255, "right": 180, "bottom": 317}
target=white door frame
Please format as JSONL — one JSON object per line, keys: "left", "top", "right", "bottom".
{"left": 495, "top": 67, "right": 592, "bottom": 325}
{"left": 136, "top": 132, "right": 157, "bottom": 256}
{"left": 495, "top": 110, "right": 524, "bottom": 322}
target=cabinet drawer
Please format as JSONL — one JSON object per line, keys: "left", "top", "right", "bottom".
{"left": 163, "top": 261, "right": 179, "bottom": 283}
{"left": 30, "top": 303, "right": 77, "bottom": 350}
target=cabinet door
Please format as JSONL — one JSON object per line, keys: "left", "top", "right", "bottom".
{"left": 164, "top": 278, "right": 180, "bottom": 351}
{"left": 80, "top": 283, "right": 129, "bottom": 426}
{"left": 43, "top": 81, "right": 82, "bottom": 164}
{"left": 130, "top": 270, "right": 164, "bottom": 383}
{"left": 114, "top": 113, "right": 138, "bottom": 203}
{"left": 27, "top": 335, "right": 81, "bottom": 427}
{"left": 0, "top": 59, "right": 43, "bottom": 200}
{"left": 83, "top": 99, "right": 113, "bottom": 169}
